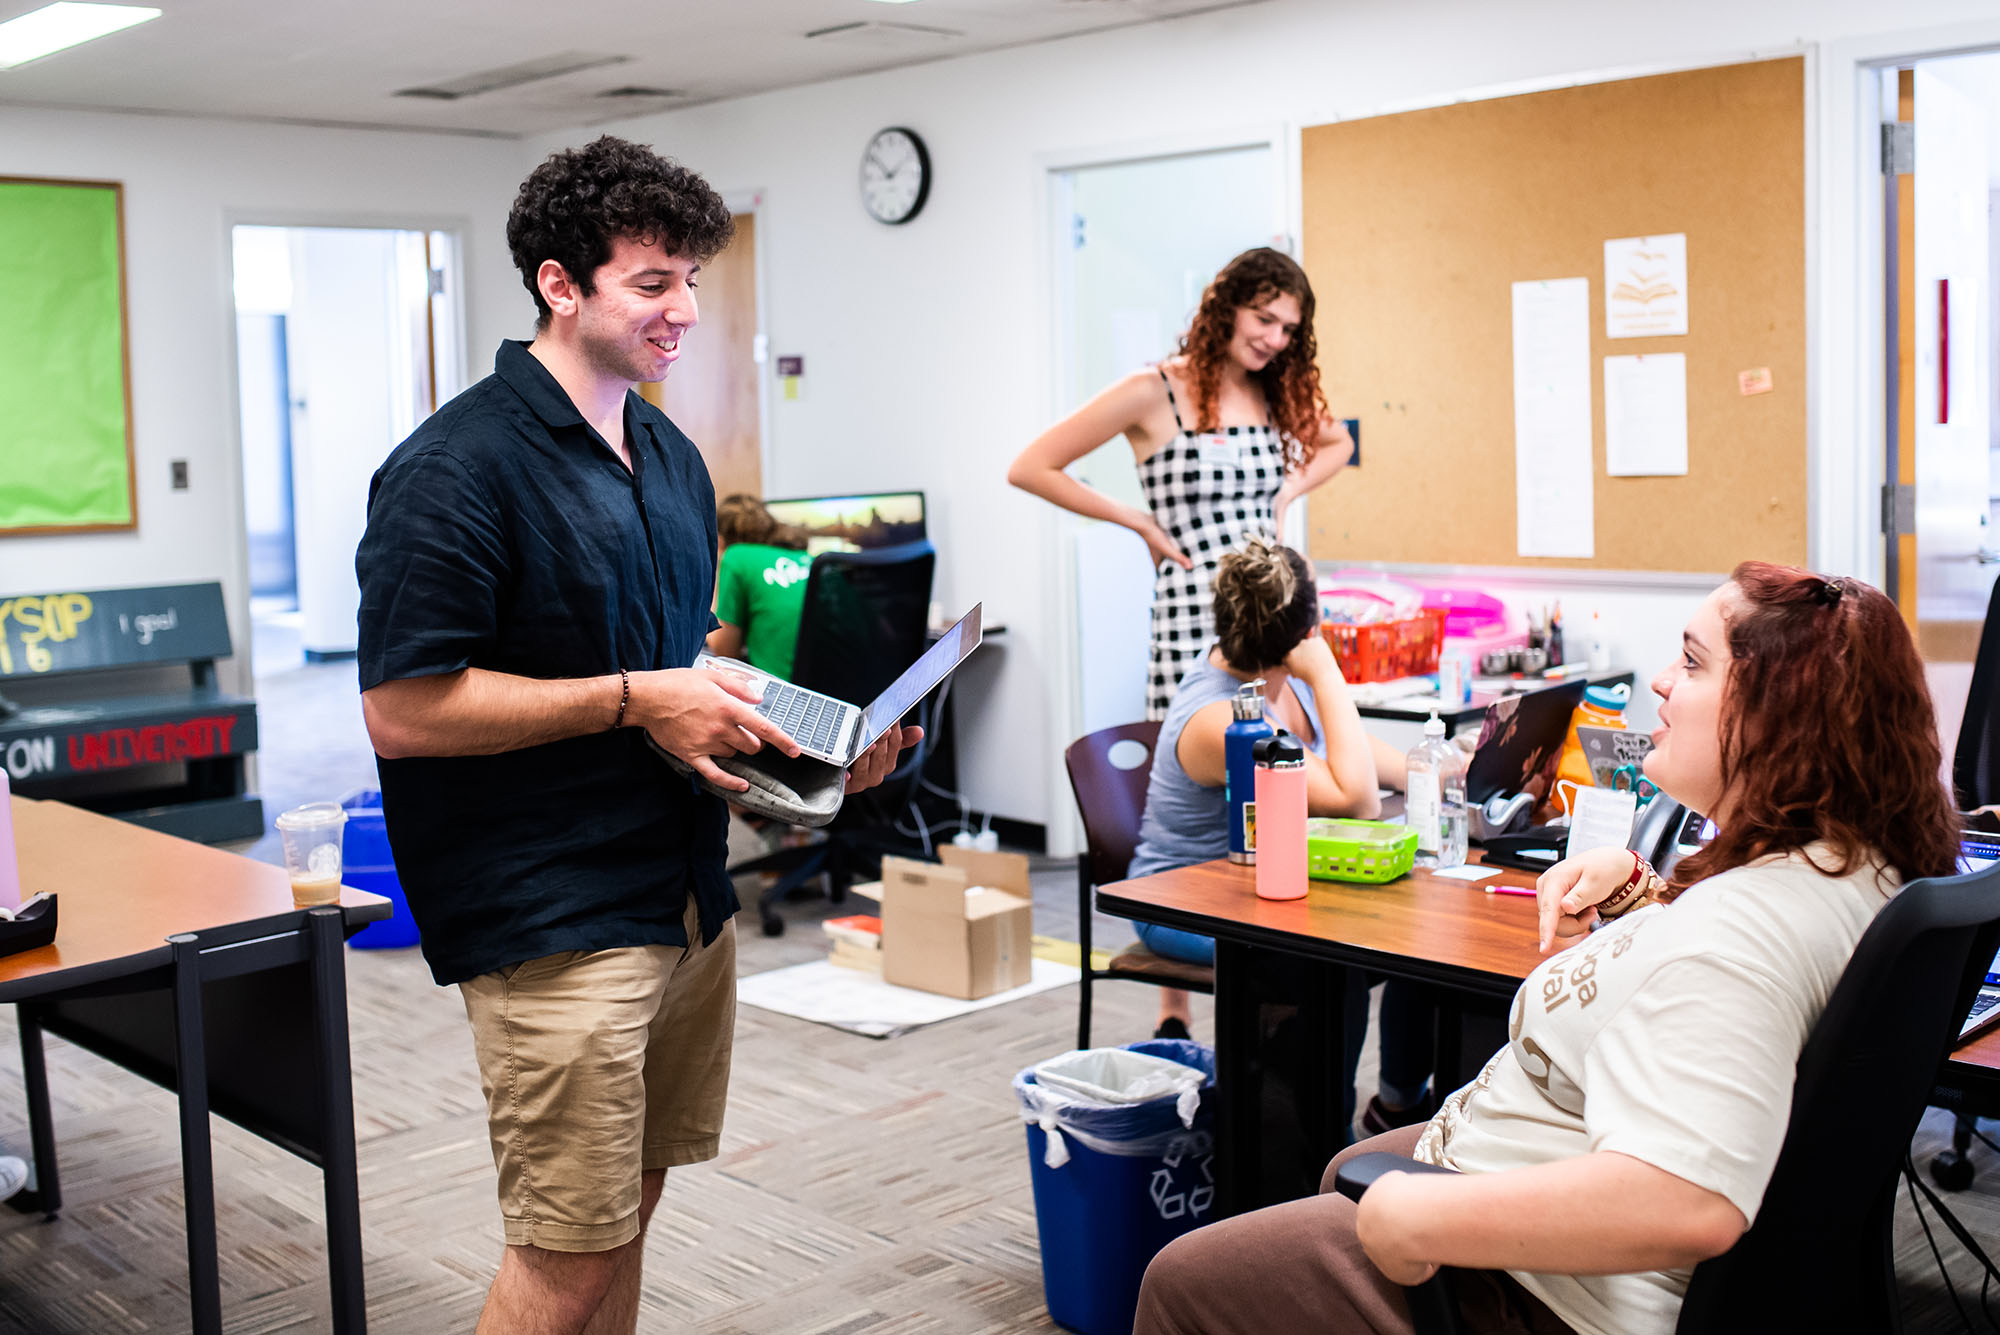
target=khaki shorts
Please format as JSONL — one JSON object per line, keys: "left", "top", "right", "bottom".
{"left": 458, "top": 897, "right": 736, "bottom": 1252}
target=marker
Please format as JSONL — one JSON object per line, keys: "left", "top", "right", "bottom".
{"left": 1484, "top": 885, "right": 1537, "bottom": 898}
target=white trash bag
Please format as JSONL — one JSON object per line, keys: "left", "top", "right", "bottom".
{"left": 1016, "top": 1045, "right": 1209, "bottom": 1169}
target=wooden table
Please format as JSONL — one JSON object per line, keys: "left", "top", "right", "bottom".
{"left": 5, "top": 796, "right": 388, "bottom": 1334}
{"left": 1097, "top": 855, "right": 2000, "bottom": 1214}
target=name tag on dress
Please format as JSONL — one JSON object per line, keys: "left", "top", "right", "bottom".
{"left": 1198, "top": 436, "right": 1241, "bottom": 468}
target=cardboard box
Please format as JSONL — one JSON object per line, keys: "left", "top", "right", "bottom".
{"left": 878, "top": 852, "right": 1033, "bottom": 1000}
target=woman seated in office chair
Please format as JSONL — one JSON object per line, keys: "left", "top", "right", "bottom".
{"left": 707, "top": 494, "right": 815, "bottom": 680}
{"left": 1133, "top": 563, "right": 1960, "bottom": 1335}
{"left": 1127, "top": 540, "right": 1413, "bottom": 1098}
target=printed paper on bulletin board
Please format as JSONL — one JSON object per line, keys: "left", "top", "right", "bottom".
{"left": 0, "top": 178, "right": 136, "bottom": 535}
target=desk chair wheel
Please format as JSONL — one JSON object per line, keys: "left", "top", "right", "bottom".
{"left": 761, "top": 910, "right": 787, "bottom": 938}
{"left": 1928, "top": 1112, "right": 1980, "bottom": 1191}
{"left": 1930, "top": 1146, "right": 1976, "bottom": 1191}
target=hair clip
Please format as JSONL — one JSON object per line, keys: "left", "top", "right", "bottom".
{"left": 1816, "top": 579, "right": 1845, "bottom": 607}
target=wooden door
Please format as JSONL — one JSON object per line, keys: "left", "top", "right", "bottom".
{"left": 643, "top": 212, "right": 761, "bottom": 499}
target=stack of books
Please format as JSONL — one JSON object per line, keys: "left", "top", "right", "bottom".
{"left": 822, "top": 913, "right": 882, "bottom": 973}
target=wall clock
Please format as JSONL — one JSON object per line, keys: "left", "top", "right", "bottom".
{"left": 861, "top": 126, "right": 931, "bottom": 225}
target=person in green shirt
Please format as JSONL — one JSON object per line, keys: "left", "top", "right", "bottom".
{"left": 708, "top": 494, "right": 814, "bottom": 680}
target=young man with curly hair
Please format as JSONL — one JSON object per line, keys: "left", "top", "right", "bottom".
{"left": 356, "top": 137, "right": 915, "bottom": 1335}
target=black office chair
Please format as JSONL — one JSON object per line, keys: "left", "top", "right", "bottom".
{"left": 1934, "top": 574, "right": 2000, "bottom": 1188}
{"left": 1336, "top": 857, "right": 2000, "bottom": 1334}
{"left": 1064, "top": 721, "right": 1214, "bottom": 1050}
{"left": 1953, "top": 574, "right": 2000, "bottom": 818}
{"left": 726, "top": 540, "right": 936, "bottom": 936}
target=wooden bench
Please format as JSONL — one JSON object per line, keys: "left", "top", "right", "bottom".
{"left": 0, "top": 583, "right": 262, "bottom": 843}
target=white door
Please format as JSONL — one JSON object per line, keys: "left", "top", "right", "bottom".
{"left": 1913, "top": 67, "right": 1994, "bottom": 651}
{"left": 1052, "top": 146, "right": 1279, "bottom": 734}
{"left": 282, "top": 228, "right": 445, "bottom": 658}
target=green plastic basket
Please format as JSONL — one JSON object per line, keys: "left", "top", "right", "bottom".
{"left": 1305, "top": 818, "right": 1418, "bottom": 883}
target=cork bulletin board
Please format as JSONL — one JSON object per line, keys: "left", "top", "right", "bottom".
{"left": 1301, "top": 57, "right": 1806, "bottom": 573}
{"left": 0, "top": 176, "right": 136, "bottom": 536}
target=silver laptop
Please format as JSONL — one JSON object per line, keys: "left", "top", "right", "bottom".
{"left": 695, "top": 604, "right": 982, "bottom": 767}
{"left": 1959, "top": 833, "right": 2000, "bottom": 1041}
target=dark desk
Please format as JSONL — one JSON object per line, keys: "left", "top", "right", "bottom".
{"left": 6, "top": 796, "right": 388, "bottom": 1334}
{"left": 1100, "top": 855, "right": 2000, "bottom": 1216}
{"left": 1097, "top": 857, "right": 1544, "bottom": 1214}
{"left": 1938, "top": 1024, "right": 2000, "bottom": 1116}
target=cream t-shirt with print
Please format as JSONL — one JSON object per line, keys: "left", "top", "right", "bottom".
{"left": 1413, "top": 845, "right": 1897, "bottom": 1335}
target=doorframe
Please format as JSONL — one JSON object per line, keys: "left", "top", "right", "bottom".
{"left": 720, "top": 188, "right": 774, "bottom": 497}
{"left": 1819, "top": 18, "right": 2000, "bottom": 593}
{"left": 217, "top": 210, "right": 473, "bottom": 699}
{"left": 1031, "top": 124, "right": 1289, "bottom": 857}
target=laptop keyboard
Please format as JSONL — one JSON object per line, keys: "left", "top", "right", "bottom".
{"left": 1964, "top": 991, "right": 2000, "bottom": 1037}
{"left": 755, "top": 680, "right": 848, "bottom": 756}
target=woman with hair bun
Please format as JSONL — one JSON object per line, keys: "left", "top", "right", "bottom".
{"left": 1008, "top": 247, "right": 1354, "bottom": 719}
{"left": 1136, "top": 564, "right": 1960, "bottom": 1335}
{"left": 1125, "top": 540, "right": 1410, "bottom": 1079}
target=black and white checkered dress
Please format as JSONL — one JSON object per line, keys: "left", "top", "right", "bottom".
{"left": 1138, "top": 368, "right": 1287, "bottom": 719}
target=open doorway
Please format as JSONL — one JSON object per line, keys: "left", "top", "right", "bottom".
{"left": 640, "top": 209, "right": 763, "bottom": 498}
{"left": 1874, "top": 55, "right": 2000, "bottom": 755}
{"left": 231, "top": 225, "right": 462, "bottom": 676}
{"left": 1049, "top": 144, "right": 1280, "bottom": 735}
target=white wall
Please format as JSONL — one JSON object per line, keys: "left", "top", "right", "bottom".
{"left": 0, "top": 106, "right": 525, "bottom": 692}
{"left": 523, "top": 0, "right": 2000, "bottom": 846}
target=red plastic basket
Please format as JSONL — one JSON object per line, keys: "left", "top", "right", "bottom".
{"left": 1319, "top": 608, "right": 1447, "bottom": 684}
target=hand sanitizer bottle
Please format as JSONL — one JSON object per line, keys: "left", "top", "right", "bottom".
{"left": 1407, "top": 713, "right": 1469, "bottom": 869}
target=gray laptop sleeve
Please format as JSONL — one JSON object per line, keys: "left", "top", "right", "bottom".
{"left": 649, "top": 736, "right": 847, "bottom": 828}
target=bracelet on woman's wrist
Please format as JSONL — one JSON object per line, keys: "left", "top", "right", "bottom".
{"left": 1597, "top": 851, "right": 1657, "bottom": 919}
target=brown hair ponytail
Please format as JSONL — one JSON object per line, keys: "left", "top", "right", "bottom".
{"left": 1213, "top": 539, "right": 1319, "bottom": 672}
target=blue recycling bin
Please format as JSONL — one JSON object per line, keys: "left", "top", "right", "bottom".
{"left": 340, "top": 789, "right": 420, "bottom": 949}
{"left": 1015, "top": 1038, "right": 1217, "bottom": 1335}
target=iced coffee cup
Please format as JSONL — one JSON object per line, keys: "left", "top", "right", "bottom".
{"left": 276, "top": 802, "right": 346, "bottom": 907}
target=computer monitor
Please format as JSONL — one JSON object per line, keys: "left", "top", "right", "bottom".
{"left": 761, "top": 492, "right": 926, "bottom": 554}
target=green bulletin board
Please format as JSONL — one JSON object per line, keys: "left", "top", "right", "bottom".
{"left": 0, "top": 177, "right": 136, "bottom": 535}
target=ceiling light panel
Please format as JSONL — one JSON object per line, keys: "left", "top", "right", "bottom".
{"left": 0, "top": 2, "right": 159, "bottom": 71}
{"left": 394, "top": 50, "right": 629, "bottom": 101}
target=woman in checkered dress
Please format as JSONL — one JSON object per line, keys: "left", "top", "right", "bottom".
{"left": 1010, "top": 248, "right": 1356, "bottom": 718}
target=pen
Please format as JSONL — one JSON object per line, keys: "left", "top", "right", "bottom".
{"left": 1484, "top": 885, "right": 1537, "bottom": 898}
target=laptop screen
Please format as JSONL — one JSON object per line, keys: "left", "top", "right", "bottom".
{"left": 1464, "top": 679, "right": 1589, "bottom": 805}
{"left": 856, "top": 604, "right": 982, "bottom": 755}
{"left": 1958, "top": 834, "right": 2000, "bottom": 989}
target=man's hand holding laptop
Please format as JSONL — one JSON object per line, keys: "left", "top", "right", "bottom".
{"left": 640, "top": 663, "right": 919, "bottom": 795}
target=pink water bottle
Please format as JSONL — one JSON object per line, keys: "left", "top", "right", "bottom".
{"left": 1253, "top": 732, "right": 1308, "bottom": 901}
{"left": 0, "top": 771, "right": 21, "bottom": 911}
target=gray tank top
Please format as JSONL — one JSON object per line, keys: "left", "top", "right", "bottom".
{"left": 1128, "top": 651, "right": 1326, "bottom": 879}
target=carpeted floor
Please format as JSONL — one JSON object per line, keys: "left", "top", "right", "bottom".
{"left": 0, "top": 655, "right": 1990, "bottom": 1331}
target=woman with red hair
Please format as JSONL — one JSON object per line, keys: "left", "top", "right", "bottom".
{"left": 1008, "top": 247, "right": 1354, "bottom": 719}
{"left": 1134, "top": 564, "right": 1961, "bottom": 1335}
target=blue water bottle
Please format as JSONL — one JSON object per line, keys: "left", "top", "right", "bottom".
{"left": 1226, "top": 679, "right": 1274, "bottom": 864}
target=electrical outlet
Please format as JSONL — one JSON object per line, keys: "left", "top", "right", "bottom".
{"left": 170, "top": 460, "right": 189, "bottom": 490}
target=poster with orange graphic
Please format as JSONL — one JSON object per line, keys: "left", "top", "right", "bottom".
{"left": 1604, "top": 234, "right": 1687, "bottom": 338}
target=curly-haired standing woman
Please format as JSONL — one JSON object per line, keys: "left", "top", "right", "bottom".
{"left": 1008, "top": 247, "right": 1354, "bottom": 719}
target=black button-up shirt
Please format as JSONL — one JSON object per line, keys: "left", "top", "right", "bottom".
{"left": 356, "top": 340, "right": 733, "bottom": 985}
